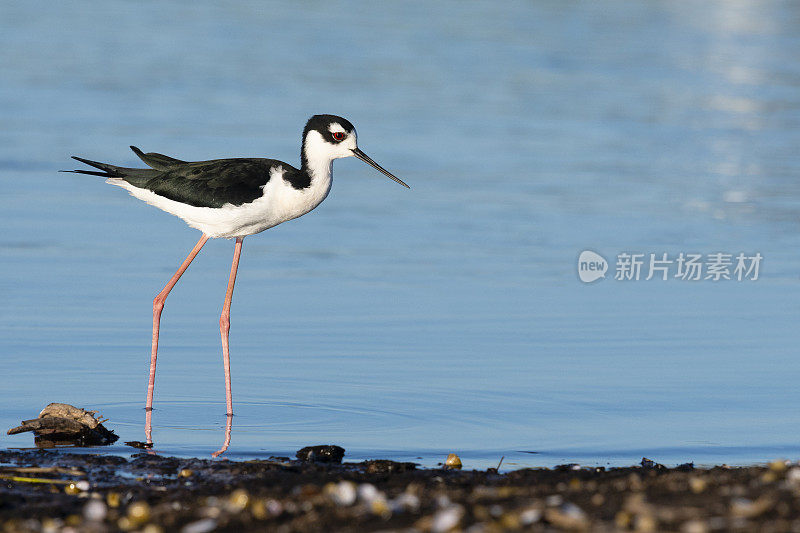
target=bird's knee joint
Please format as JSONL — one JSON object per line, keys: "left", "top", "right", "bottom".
{"left": 153, "top": 297, "right": 165, "bottom": 313}
{"left": 219, "top": 314, "right": 230, "bottom": 331}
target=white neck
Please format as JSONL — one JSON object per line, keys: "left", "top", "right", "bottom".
{"left": 302, "top": 131, "right": 336, "bottom": 183}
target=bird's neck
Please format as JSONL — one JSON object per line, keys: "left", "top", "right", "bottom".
{"left": 301, "top": 152, "right": 332, "bottom": 184}
{"left": 300, "top": 133, "right": 334, "bottom": 185}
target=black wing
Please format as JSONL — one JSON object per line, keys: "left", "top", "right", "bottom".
{"left": 67, "top": 153, "right": 301, "bottom": 208}
{"left": 130, "top": 158, "right": 286, "bottom": 208}
{"left": 130, "top": 146, "right": 186, "bottom": 170}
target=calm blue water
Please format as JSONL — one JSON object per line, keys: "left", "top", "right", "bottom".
{"left": 1, "top": 1, "right": 799, "bottom": 469}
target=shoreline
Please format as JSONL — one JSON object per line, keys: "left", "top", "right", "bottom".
{"left": 2, "top": 450, "right": 800, "bottom": 531}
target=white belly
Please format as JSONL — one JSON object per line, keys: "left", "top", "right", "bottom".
{"left": 107, "top": 166, "right": 332, "bottom": 239}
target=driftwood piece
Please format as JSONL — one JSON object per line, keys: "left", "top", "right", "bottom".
{"left": 7, "top": 403, "right": 118, "bottom": 446}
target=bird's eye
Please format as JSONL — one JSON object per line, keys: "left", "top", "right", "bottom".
{"left": 332, "top": 132, "right": 345, "bottom": 141}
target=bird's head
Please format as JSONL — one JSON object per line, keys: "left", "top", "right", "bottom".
{"left": 302, "top": 114, "right": 409, "bottom": 188}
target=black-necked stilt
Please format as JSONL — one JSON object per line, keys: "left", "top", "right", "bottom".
{"left": 65, "top": 114, "right": 409, "bottom": 430}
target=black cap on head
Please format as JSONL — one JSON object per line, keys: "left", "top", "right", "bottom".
{"left": 303, "top": 114, "right": 356, "bottom": 144}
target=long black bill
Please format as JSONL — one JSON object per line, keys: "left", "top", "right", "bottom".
{"left": 352, "top": 148, "right": 410, "bottom": 189}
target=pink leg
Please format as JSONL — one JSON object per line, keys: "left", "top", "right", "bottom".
{"left": 144, "top": 410, "right": 160, "bottom": 453}
{"left": 220, "top": 237, "right": 243, "bottom": 416}
{"left": 146, "top": 234, "right": 209, "bottom": 413}
{"left": 145, "top": 408, "right": 153, "bottom": 448}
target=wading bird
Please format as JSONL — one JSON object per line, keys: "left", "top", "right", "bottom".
{"left": 65, "top": 115, "right": 409, "bottom": 438}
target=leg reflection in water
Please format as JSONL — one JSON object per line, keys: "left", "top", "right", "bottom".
{"left": 212, "top": 415, "right": 233, "bottom": 457}
{"left": 144, "top": 409, "right": 233, "bottom": 457}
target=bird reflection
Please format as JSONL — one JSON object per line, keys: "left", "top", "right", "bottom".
{"left": 143, "top": 408, "right": 233, "bottom": 457}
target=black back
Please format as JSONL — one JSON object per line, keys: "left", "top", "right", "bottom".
{"left": 65, "top": 115, "right": 356, "bottom": 208}
{"left": 131, "top": 158, "right": 304, "bottom": 208}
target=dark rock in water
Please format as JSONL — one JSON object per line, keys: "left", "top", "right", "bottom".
{"left": 362, "top": 459, "right": 417, "bottom": 474}
{"left": 125, "top": 441, "right": 153, "bottom": 449}
{"left": 6, "top": 403, "right": 118, "bottom": 446}
{"left": 554, "top": 463, "right": 581, "bottom": 471}
{"left": 640, "top": 457, "right": 667, "bottom": 470}
{"left": 296, "top": 445, "right": 345, "bottom": 463}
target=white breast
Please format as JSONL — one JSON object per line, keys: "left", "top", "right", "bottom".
{"left": 107, "top": 165, "right": 332, "bottom": 239}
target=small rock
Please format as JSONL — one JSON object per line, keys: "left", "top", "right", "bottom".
{"left": 362, "top": 459, "right": 416, "bottom": 474}
{"left": 681, "top": 519, "right": 709, "bottom": 533}
{"left": 616, "top": 511, "right": 632, "bottom": 529}
{"left": 436, "top": 494, "right": 452, "bottom": 508}
{"left": 445, "top": 453, "right": 462, "bottom": 469}
{"left": 295, "top": 445, "right": 345, "bottom": 463}
{"left": 761, "top": 470, "right": 778, "bottom": 483}
{"left": 635, "top": 513, "right": 657, "bottom": 532}
{"left": 250, "top": 499, "right": 267, "bottom": 520}
{"left": 125, "top": 441, "right": 153, "bottom": 449}
{"left": 545, "top": 494, "right": 563, "bottom": 507}
{"left": 265, "top": 499, "right": 282, "bottom": 516}
{"left": 689, "top": 477, "right": 706, "bottom": 493}
{"left": 787, "top": 467, "right": 800, "bottom": 484}
{"left": 769, "top": 459, "right": 788, "bottom": 472}
{"left": 83, "top": 500, "right": 107, "bottom": 522}
{"left": 370, "top": 497, "right": 391, "bottom": 518}
{"left": 42, "top": 518, "right": 62, "bottom": 533}
{"left": 500, "top": 512, "right": 522, "bottom": 529}
{"left": 228, "top": 489, "right": 249, "bottom": 511}
{"left": 127, "top": 501, "right": 150, "bottom": 525}
{"left": 730, "top": 496, "right": 773, "bottom": 518}
{"left": 326, "top": 481, "right": 357, "bottom": 506}
{"left": 392, "top": 492, "right": 420, "bottom": 513}
{"left": 431, "top": 504, "right": 464, "bottom": 533}
{"left": 106, "top": 492, "right": 121, "bottom": 508}
{"left": 545, "top": 502, "right": 589, "bottom": 531}
{"left": 357, "top": 483, "right": 381, "bottom": 503}
{"left": 181, "top": 518, "right": 217, "bottom": 533}
{"left": 640, "top": 457, "right": 666, "bottom": 470}
{"left": 519, "top": 507, "right": 542, "bottom": 525}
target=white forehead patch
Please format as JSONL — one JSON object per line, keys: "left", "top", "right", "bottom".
{"left": 328, "top": 123, "right": 346, "bottom": 134}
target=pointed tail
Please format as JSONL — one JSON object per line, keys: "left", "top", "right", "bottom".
{"left": 61, "top": 156, "right": 125, "bottom": 178}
